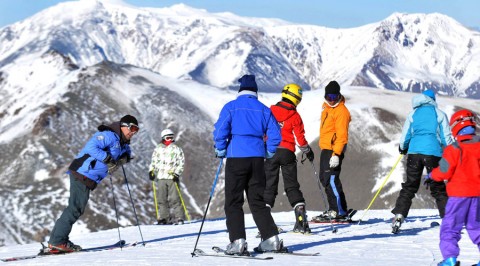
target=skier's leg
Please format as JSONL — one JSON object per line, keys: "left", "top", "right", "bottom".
{"left": 280, "top": 149, "right": 304, "bottom": 207}
{"left": 440, "top": 197, "right": 467, "bottom": 259}
{"left": 425, "top": 156, "right": 447, "bottom": 218}
{"left": 264, "top": 154, "right": 281, "bottom": 208}
{"left": 168, "top": 180, "right": 184, "bottom": 222}
{"left": 319, "top": 149, "right": 337, "bottom": 213}
{"left": 247, "top": 157, "right": 278, "bottom": 241}
{"left": 465, "top": 198, "right": 480, "bottom": 253}
{"left": 49, "top": 174, "right": 90, "bottom": 245}
{"left": 225, "top": 158, "right": 249, "bottom": 242}
{"left": 157, "top": 179, "right": 170, "bottom": 222}
{"left": 391, "top": 154, "right": 423, "bottom": 218}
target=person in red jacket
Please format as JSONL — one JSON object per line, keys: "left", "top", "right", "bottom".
{"left": 427, "top": 109, "right": 480, "bottom": 266}
{"left": 264, "top": 83, "right": 315, "bottom": 234}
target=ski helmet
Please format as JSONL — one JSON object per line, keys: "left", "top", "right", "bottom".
{"left": 450, "top": 109, "right": 476, "bottom": 137}
{"left": 161, "top": 129, "right": 174, "bottom": 139}
{"left": 282, "top": 84, "right": 303, "bottom": 106}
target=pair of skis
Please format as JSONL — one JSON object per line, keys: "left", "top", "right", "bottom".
{"left": 192, "top": 246, "right": 319, "bottom": 260}
{"left": 1, "top": 240, "right": 136, "bottom": 262}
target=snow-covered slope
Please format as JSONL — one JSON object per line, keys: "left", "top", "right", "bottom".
{"left": 1, "top": 1, "right": 479, "bottom": 96}
{"left": 0, "top": 210, "right": 479, "bottom": 265}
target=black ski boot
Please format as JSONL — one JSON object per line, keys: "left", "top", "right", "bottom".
{"left": 292, "top": 203, "right": 311, "bottom": 234}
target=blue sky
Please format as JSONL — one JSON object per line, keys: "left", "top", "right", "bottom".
{"left": 0, "top": 0, "right": 479, "bottom": 29}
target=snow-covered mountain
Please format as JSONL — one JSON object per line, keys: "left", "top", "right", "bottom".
{"left": 1, "top": 0, "right": 480, "bottom": 246}
{"left": 1, "top": 0, "right": 479, "bottom": 97}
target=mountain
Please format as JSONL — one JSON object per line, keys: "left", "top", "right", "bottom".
{"left": 1, "top": 0, "right": 480, "bottom": 246}
{"left": 1, "top": 1, "right": 479, "bottom": 97}
{"left": 1, "top": 210, "right": 479, "bottom": 265}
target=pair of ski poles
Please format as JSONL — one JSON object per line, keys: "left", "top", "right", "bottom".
{"left": 109, "top": 165, "right": 146, "bottom": 247}
{"left": 152, "top": 176, "right": 191, "bottom": 222}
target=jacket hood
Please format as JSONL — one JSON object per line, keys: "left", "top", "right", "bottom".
{"left": 270, "top": 101, "right": 296, "bottom": 122}
{"left": 97, "top": 121, "right": 129, "bottom": 144}
{"left": 412, "top": 93, "right": 437, "bottom": 109}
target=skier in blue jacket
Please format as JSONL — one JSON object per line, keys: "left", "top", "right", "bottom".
{"left": 213, "top": 74, "right": 283, "bottom": 255}
{"left": 391, "top": 90, "right": 453, "bottom": 231}
{"left": 47, "top": 115, "right": 139, "bottom": 253}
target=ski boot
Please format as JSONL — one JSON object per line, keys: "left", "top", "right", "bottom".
{"left": 312, "top": 210, "right": 337, "bottom": 222}
{"left": 292, "top": 203, "right": 311, "bottom": 234}
{"left": 437, "top": 257, "right": 460, "bottom": 266}
{"left": 254, "top": 235, "right": 284, "bottom": 253}
{"left": 391, "top": 214, "right": 404, "bottom": 234}
{"left": 47, "top": 240, "right": 82, "bottom": 253}
{"left": 256, "top": 226, "right": 284, "bottom": 238}
{"left": 225, "top": 238, "right": 249, "bottom": 256}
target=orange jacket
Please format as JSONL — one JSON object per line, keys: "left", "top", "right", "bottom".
{"left": 319, "top": 97, "right": 351, "bottom": 155}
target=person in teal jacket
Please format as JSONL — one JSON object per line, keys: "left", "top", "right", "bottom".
{"left": 391, "top": 90, "right": 453, "bottom": 230}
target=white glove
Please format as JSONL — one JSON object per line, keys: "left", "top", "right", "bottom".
{"left": 329, "top": 155, "right": 340, "bottom": 168}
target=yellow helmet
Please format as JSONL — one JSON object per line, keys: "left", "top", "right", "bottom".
{"left": 282, "top": 84, "right": 303, "bottom": 106}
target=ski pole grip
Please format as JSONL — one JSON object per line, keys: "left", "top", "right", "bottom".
{"left": 210, "top": 159, "right": 223, "bottom": 197}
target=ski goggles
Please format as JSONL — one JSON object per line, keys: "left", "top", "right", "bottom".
{"left": 163, "top": 135, "right": 174, "bottom": 141}
{"left": 325, "top": 93, "right": 340, "bottom": 102}
{"left": 451, "top": 115, "right": 475, "bottom": 129}
{"left": 121, "top": 123, "right": 140, "bottom": 134}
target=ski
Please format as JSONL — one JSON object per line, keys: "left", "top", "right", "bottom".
{"left": 1, "top": 240, "right": 135, "bottom": 262}
{"left": 192, "top": 248, "right": 273, "bottom": 260}
{"left": 213, "top": 246, "right": 320, "bottom": 257}
{"left": 309, "top": 219, "right": 358, "bottom": 224}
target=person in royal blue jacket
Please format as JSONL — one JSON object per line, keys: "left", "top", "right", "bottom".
{"left": 391, "top": 90, "right": 453, "bottom": 231}
{"left": 47, "top": 115, "right": 139, "bottom": 253}
{"left": 213, "top": 74, "right": 283, "bottom": 255}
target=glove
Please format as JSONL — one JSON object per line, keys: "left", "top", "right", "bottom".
{"left": 329, "top": 154, "right": 340, "bottom": 169}
{"left": 424, "top": 172, "right": 433, "bottom": 190}
{"left": 399, "top": 145, "right": 408, "bottom": 155}
{"left": 149, "top": 170, "right": 156, "bottom": 181}
{"left": 215, "top": 148, "right": 226, "bottom": 158}
{"left": 117, "top": 152, "right": 131, "bottom": 165}
{"left": 305, "top": 148, "right": 314, "bottom": 162}
{"left": 266, "top": 150, "right": 275, "bottom": 159}
{"left": 172, "top": 173, "right": 180, "bottom": 183}
{"left": 103, "top": 153, "right": 119, "bottom": 174}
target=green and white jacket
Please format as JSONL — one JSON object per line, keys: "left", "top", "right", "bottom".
{"left": 149, "top": 143, "right": 185, "bottom": 180}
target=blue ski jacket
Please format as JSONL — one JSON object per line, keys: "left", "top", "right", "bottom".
{"left": 213, "top": 91, "right": 281, "bottom": 158}
{"left": 399, "top": 94, "right": 453, "bottom": 157}
{"left": 68, "top": 122, "right": 132, "bottom": 183}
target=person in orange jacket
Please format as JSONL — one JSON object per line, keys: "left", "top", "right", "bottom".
{"left": 426, "top": 109, "right": 480, "bottom": 266}
{"left": 312, "top": 81, "right": 352, "bottom": 221}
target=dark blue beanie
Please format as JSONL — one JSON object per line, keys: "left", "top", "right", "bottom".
{"left": 238, "top": 74, "right": 258, "bottom": 92}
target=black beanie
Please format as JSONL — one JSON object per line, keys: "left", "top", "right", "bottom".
{"left": 120, "top": 115, "right": 138, "bottom": 126}
{"left": 238, "top": 74, "right": 258, "bottom": 92}
{"left": 325, "top": 81, "right": 341, "bottom": 95}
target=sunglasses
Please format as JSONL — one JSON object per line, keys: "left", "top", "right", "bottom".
{"left": 121, "top": 123, "right": 140, "bottom": 133}
{"left": 325, "top": 94, "right": 340, "bottom": 102}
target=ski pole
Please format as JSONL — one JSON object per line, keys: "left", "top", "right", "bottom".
{"left": 152, "top": 181, "right": 160, "bottom": 221}
{"left": 310, "top": 161, "right": 338, "bottom": 234}
{"left": 175, "top": 181, "right": 191, "bottom": 222}
{"left": 109, "top": 175, "right": 123, "bottom": 246}
{"left": 121, "top": 165, "right": 146, "bottom": 246}
{"left": 191, "top": 159, "right": 223, "bottom": 257}
{"left": 357, "top": 154, "right": 404, "bottom": 224}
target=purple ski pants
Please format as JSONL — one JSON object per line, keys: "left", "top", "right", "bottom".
{"left": 439, "top": 196, "right": 480, "bottom": 259}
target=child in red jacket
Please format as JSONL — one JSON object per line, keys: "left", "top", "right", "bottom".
{"left": 427, "top": 109, "right": 480, "bottom": 266}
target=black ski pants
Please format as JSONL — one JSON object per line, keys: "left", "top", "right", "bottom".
{"left": 392, "top": 154, "right": 447, "bottom": 218}
{"left": 264, "top": 148, "right": 305, "bottom": 208}
{"left": 319, "top": 149, "right": 348, "bottom": 216}
{"left": 224, "top": 157, "right": 278, "bottom": 242}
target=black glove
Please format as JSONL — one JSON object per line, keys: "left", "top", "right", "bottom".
{"left": 398, "top": 145, "right": 408, "bottom": 155}
{"left": 117, "top": 152, "right": 131, "bottom": 165}
{"left": 172, "top": 173, "right": 180, "bottom": 183}
{"left": 103, "top": 153, "right": 118, "bottom": 174}
{"left": 423, "top": 172, "right": 433, "bottom": 190}
{"left": 305, "top": 149, "right": 314, "bottom": 162}
{"left": 149, "top": 170, "right": 156, "bottom": 181}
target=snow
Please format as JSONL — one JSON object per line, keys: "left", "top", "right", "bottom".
{"left": 0, "top": 209, "right": 478, "bottom": 265}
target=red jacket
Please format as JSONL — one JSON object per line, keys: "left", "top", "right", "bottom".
{"left": 270, "top": 101, "right": 308, "bottom": 152}
{"left": 431, "top": 135, "right": 480, "bottom": 197}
